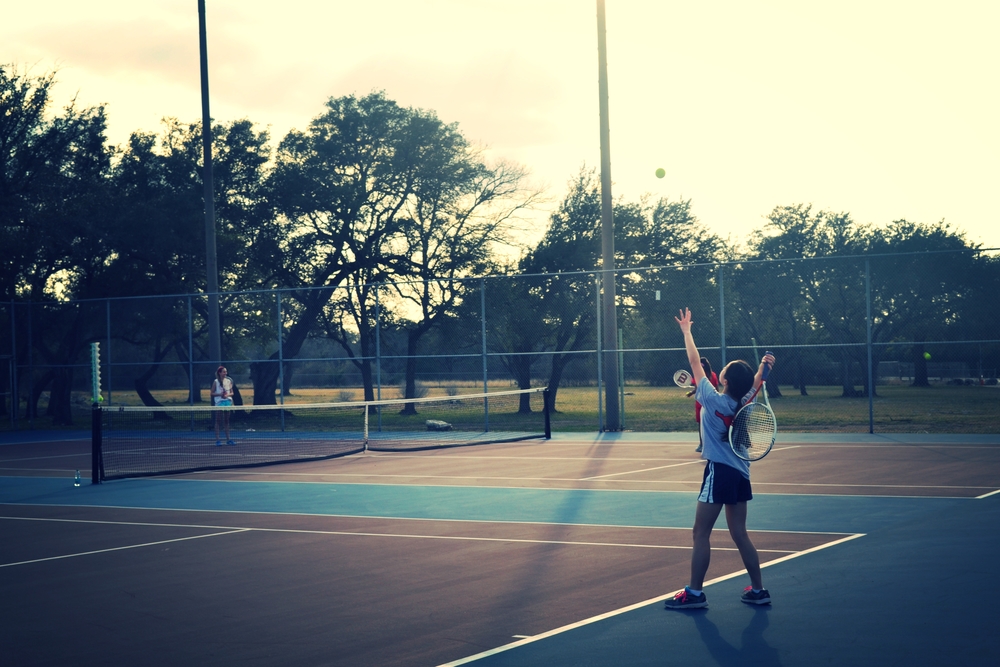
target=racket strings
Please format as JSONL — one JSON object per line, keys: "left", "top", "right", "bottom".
{"left": 731, "top": 404, "right": 776, "bottom": 459}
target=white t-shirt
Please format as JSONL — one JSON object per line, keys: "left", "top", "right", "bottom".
{"left": 211, "top": 377, "right": 233, "bottom": 406}
{"left": 695, "top": 376, "right": 751, "bottom": 479}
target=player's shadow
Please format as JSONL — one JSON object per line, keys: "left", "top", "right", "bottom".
{"left": 688, "top": 607, "right": 782, "bottom": 667}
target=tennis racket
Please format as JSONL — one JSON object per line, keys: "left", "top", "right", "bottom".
{"left": 673, "top": 369, "right": 694, "bottom": 387}
{"left": 729, "top": 351, "right": 776, "bottom": 461}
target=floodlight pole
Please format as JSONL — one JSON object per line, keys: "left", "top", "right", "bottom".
{"left": 597, "top": 0, "right": 621, "bottom": 430}
{"left": 199, "top": 0, "right": 222, "bottom": 370}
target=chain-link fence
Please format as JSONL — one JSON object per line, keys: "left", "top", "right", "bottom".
{"left": 3, "top": 250, "right": 998, "bottom": 433}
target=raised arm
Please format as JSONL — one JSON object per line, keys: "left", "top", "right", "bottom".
{"left": 752, "top": 353, "right": 776, "bottom": 393}
{"left": 675, "top": 308, "right": 707, "bottom": 386}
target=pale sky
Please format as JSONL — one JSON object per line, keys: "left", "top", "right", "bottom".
{"left": 4, "top": 0, "right": 998, "bottom": 251}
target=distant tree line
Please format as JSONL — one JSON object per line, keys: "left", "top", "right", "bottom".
{"left": 2, "top": 65, "right": 997, "bottom": 423}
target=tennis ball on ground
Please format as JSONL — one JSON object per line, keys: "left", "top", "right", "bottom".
{"left": 923, "top": 352, "right": 932, "bottom": 360}
{"left": 655, "top": 168, "right": 665, "bottom": 179}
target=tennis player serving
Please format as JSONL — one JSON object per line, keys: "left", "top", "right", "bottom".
{"left": 664, "top": 308, "right": 775, "bottom": 610}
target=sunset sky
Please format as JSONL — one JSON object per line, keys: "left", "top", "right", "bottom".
{"left": 4, "top": 0, "right": 998, "bottom": 250}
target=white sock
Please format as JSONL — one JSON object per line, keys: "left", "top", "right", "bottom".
{"left": 686, "top": 587, "right": 703, "bottom": 596}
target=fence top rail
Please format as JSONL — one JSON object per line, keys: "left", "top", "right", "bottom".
{"left": 6, "top": 247, "right": 997, "bottom": 308}
{"left": 103, "top": 387, "right": 548, "bottom": 413}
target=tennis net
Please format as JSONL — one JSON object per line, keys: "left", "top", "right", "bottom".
{"left": 92, "top": 387, "right": 550, "bottom": 482}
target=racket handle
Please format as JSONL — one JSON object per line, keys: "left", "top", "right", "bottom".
{"left": 762, "top": 351, "right": 772, "bottom": 380}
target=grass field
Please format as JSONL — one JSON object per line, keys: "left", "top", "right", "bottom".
{"left": 2, "top": 383, "right": 997, "bottom": 434}
{"left": 555, "top": 384, "right": 999, "bottom": 434}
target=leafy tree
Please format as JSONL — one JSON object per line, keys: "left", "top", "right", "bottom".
{"left": 104, "top": 119, "right": 273, "bottom": 405}
{"left": 391, "top": 156, "right": 534, "bottom": 412}
{"left": 511, "top": 169, "right": 723, "bottom": 406}
{"left": 517, "top": 170, "right": 604, "bottom": 410}
{"left": 480, "top": 272, "right": 549, "bottom": 413}
{"left": 261, "top": 91, "right": 532, "bottom": 405}
{"left": 751, "top": 204, "right": 983, "bottom": 395}
{"left": 0, "top": 65, "right": 111, "bottom": 422}
{"left": 865, "top": 220, "right": 982, "bottom": 387}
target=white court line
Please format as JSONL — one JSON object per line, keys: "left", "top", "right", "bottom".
{"left": 544, "top": 441, "right": 1000, "bottom": 450}
{"left": 189, "top": 471, "right": 706, "bottom": 484}
{"left": 0, "top": 435, "right": 89, "bottom": 445}
{"left": 0, "top": 515, "right": 796, "bottom": 554}
{"left": 976, "top": 488, "right": 1000, "bottom": 499}
{"left": 1, "top": 511, "right": 857, "bottom": 536}
{"left": 0, "top": 528, "right": 250, "bottom": 569}
{"left": 192, "top": 470, "right": 990, "bottom": 493}
{"left": 748, "top": 443, "right": 1000, "bottom": 449}
{"left": 168, "top": 475, "right": 982, "bottom": 498}
{"left": 437, "top": 532, "right": 866, "bottom": 667}
{"left": 755, "top": 481, "right": 992, "bottom": 490}
{"left": 0, "top": 453, "right": 88, "bottom": 462}
{"left": 365, "top": 454, "right": 694, "bottom": 461}
{"left": 581, "top": 459, "right": 704, "bottom": 480}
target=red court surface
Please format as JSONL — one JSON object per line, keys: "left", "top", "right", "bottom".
{"left": 2, "top": 432, "right": 999, "bottom": 666}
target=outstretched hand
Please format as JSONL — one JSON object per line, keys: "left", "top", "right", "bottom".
{"left": 675, "top": 308, "right": 693, "bottom": 334}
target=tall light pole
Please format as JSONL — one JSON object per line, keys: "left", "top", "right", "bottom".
{"left": 597, "top": 0, "right": 620, "bottom": 430}
{"left": 198, "top": 0, "right": 222, "bottom": 370}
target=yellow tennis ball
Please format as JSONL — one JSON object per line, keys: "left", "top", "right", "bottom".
{"left": 923, "top": 352, "right": 931, "bottom": 360}
{"left": 655, "top": 168, "right": 665, "bottom": 179}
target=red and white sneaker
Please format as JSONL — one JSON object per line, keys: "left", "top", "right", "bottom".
{"left": 664, "top": 588, "right": 708, "bottom": 610}
{"left": 740, "top": 586, "right": 771, "bottom": 605}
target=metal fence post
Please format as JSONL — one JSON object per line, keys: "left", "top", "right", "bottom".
{"left": 277, "top": 290, "right": 285, "bottom": 407}
{"left": 480, "top": 278, "right": 488, "bottom": 395}
{"left": 375, "top": 284, "right": 381, "bottom": 402}
{"left": 105, "top": 299, "right": 112, "bottom": 404}
{"left": 718, "top": 264, "right": 727, "bottom": 367}
{"left": 187, "top": 296, "right": 194, "bottom": 406}
{"left": 9, "top": 301, "right": 17, "bottom": 430}
{"left": 27, "top": 301, "right": 33, "bottom": 429}
{"left": 595, "top": 274, "right": 604, "bottom": 431}
{"left": 375, "top": 284, "right": 383, "bottom": 433}
{"left": 481, "top": 278, "right": 491, "bottom": 429}
{"left": 617, "top": 327, "right": 625, "bottom": 428}
{"left": 866, "top": 259, "right": 874, "bottom": 434}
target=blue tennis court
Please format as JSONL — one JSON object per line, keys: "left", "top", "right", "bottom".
{"left": 2, "top": 431, "right": 998, "bottom": 666}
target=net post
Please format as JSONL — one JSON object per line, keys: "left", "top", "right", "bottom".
{"left": 91, "top": 403, "right": 102, "bottom": 484}
{"left": 484, "top": 394, "right": 489, "bottom": 433}
{"left": 363, "top": 403, "right": 369, "bottom": 451}
{"left": 543, "top": 388, "right": 551, "bottom": 439}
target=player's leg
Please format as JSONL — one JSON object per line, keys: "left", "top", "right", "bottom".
{"left": 690, "top": 500, "right": 724, "bottom": 589}
{"left": 665, "top": 499, "right": 722, "bottom": 610}
{"left": 726, "top": 501, "right": 770, "bottom": 604}
{"left": 725, "top": 502, "right": 761, "bottom": 587}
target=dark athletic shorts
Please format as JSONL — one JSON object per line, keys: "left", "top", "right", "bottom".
{"left": 697, "top": 461, "right": 753, "bottom": 504}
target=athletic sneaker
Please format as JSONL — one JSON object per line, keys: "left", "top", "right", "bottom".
{"left": 741, "top": 586, "right": 771, "bottom": 605}
{"left": 664, "top": 588, "right": 708, "bottom": 610}
{"left": 695, "top": 444, "right": 703, "bottom": 453}
{"left": 226, "top": 440, "right": 236, "bottom": 446}
{"left": 215, "top": 439, "right": 222, "bottom": 447}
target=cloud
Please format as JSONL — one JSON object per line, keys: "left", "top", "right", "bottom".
{"left": 325, "top": 53, "right": 565, "bottom": 149}
{"left": 10, "top": 18, "right": 199, "bottom": 85}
